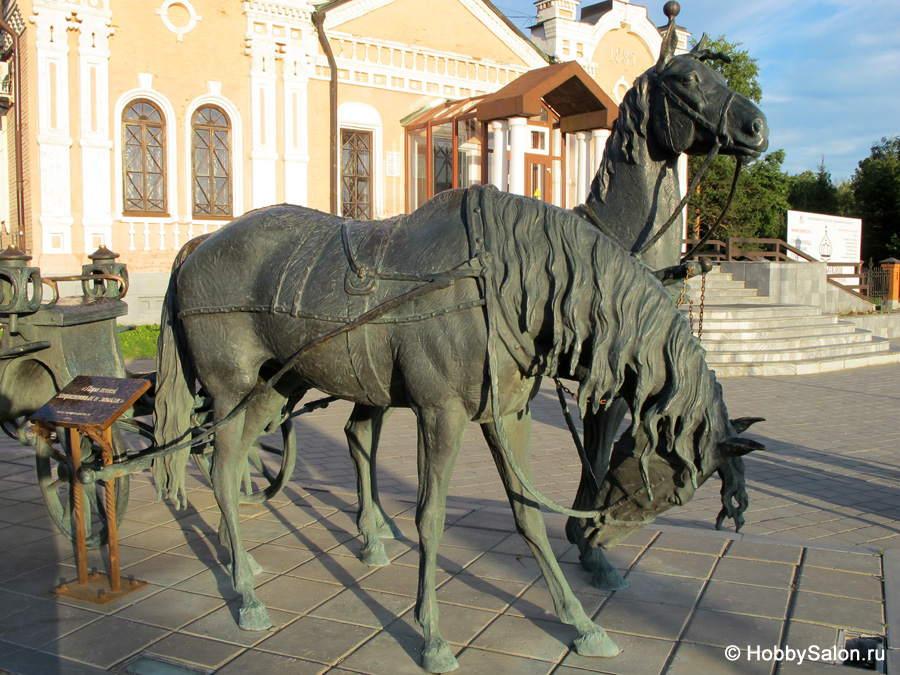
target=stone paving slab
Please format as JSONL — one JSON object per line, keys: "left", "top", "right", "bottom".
{"left": 0, "top": 363, "right": 896, "bottom": 673}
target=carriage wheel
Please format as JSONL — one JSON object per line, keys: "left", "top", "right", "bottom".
{"left": 192, "top": 417, "right": 297, "bottom": 505}
{"left": 35, "top": 428, "right": 130, "bottom": 549}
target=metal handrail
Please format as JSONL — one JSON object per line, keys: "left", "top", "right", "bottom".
{"left": 682, "top": 237, "right": 874, "bottom": 300}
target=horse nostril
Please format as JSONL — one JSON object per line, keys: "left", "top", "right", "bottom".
{"left": 750, "top": 118, "right": 764, "bottom": 135}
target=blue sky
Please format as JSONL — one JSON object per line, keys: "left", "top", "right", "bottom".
{"left": 495, "top": 0, "right": 900, "bottom": 182}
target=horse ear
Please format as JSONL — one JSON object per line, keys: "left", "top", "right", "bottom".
{"left": 718, "top": 437, "right": 765, "bottom": 457}
{"left": 655, "top": 24, "right": 679, "bottom": 73}
{"left": 690, "top": 33, "right": 709, "bottom": 56}
{"left": 655, "top": 3, "right": 681, "bottom": 74}
{"left": 730, "top": 417, "right": 765, "bottom": 434}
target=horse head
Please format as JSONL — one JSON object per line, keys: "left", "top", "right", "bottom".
{"left": 583, "top": 414, "right": 765, "bottom": 549}
{"left": 647, "top": 28, "right": 769, "bottom": 161}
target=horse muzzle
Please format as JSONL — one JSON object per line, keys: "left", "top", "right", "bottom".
{"left": 726, "top": 98, "right": 769, "bottom": 159}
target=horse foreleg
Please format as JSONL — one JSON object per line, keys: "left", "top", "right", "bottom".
{"left": 566, "top": 399, "right": 629, "bottom": 591}
{"left": 414, "top": 403, "right": 466, "bottom": 673}
{"left": 211, "top": 396, "right": 271, "bottom": 631}
{"left": 482, "top": 411, "right": 619, "bottom": 659}
{"left": 346, "top": 405, "right": 401, "bottom": 567}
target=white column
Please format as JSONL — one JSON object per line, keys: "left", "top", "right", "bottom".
{"left": 551, "top": 127, "right": 562, "bottom": 207}
{"left": 32, "top": 5, "right": 74, "bottom": 255}
{"left": 283, "top": 46, "right": 310, "bottom": 206}
{"left": 507, "top": 117, "right": 527, "bottom": 196}
{"left": 490, "top": 121, "right": 506, "bottom": 190}
{"left": 77, "top": 11, "right": 114, "bottom": 253}
{"left": 249, "top": 40, "right": 278, "bottom": 208}
{"left": 575, "top": 132, "right": 588, "bottom": 204}
{"left": 678, "top": 153, "right": 689, "bottom": 245}
{"left": 591, "top": 129, "right": 609, "bottom": 174}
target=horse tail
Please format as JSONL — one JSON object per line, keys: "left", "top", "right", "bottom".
{"left": 151, "top": 233, "right": 210, "bottom": 509}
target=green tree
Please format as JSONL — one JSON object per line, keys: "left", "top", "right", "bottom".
{"left": 788, "top": 157, "right": 839, "bottom": 215}
{"left": 687, "top": 36, "right": 789, "bottom": 242}
{"left": 698, "top": 35, "right": 762, "bottom": 104}
{"left": 849, "top": 136, "right": 900, "bottom": 261}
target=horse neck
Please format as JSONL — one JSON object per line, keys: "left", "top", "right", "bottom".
{"left": 581, "top": 128, "right": 684, "bottom": 270}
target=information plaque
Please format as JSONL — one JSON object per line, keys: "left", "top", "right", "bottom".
{"left": 30, "top": 375, "right": 151, "bottom": 603}
{"left": 31, "top": 375, "right": 150, "bottom": 430}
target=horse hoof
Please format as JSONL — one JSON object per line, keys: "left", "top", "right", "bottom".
{"left": 239, "top": 603, "right": 273, "bottom": 631}
{"left": 579, "top": 548, "right": 628, "bottom": 591}
{"left": 377, "top": 517, "right": 403, "bottom": 540}
{"left": 359, "top": 544, "right": 390, "bottom": 568}
{"left": 422, "top": 639, "right": 458, "bottom": 673}
{"left": 574, "top": 628, "right": 619, "bottom": 658}
{"left": 591, "top": 567, "right": 628, "bottom": 591}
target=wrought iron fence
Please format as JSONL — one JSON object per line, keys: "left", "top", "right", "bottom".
{"left": 861, "top": 263, "right": 891, "bottom": 301}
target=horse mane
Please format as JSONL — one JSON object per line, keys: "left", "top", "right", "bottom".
{"left": 587, "top": 71, "right": 652, "bottom": 205}
{"left": 485, "top": 190, "right": 731, "bottom": 494}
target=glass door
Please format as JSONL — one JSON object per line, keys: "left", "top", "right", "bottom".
{"left": 526, "top": 154, "right": 552, "bottom": 203}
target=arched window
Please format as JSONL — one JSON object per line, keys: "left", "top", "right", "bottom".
{"left": 192, "top": 106, "right": 232, "bottom": 218}
{"left": 123, "top": 100, "right": 167, "bottom": 214}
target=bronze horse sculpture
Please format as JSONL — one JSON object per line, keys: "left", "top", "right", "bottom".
{"left": 154, "top": 174, "right": 764, "bottom": 671}
{"left": 337, "top": 28, "right": 769, "bottom": 591}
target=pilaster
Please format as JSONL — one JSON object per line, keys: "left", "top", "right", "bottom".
{"left": 282, "top": 44, "right": 311, "bottom": 206}
{"left": 31, "top": 2, "right": 74, "bottom": 255}
{"left": 76, "top": 8, "right": 114, "bottom": 252}
{"left": 247, "top": 37, "right": 279, "bottom": 208}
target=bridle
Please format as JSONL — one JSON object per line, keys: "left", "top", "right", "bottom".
{"left": 634, "top": 62, "right": 744, "bottom": 258}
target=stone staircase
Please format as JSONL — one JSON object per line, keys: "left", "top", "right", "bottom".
{"left": 682, "top": 267, "right": 900, "bottom": 376}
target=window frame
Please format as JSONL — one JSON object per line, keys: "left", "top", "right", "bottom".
{"left": 341, "top": 128, "right": 374, "bottom": 220}
{"left": 191, "top": 104, "right": 233, "bottom": 220}
{"left": 122, "top": 99, "right": 169, "bottom": 217}
{"left": 403, "top": 97, "right": 489, "bottom": 212}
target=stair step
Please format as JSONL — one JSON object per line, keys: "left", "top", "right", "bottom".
{"left": 702, "top": 331, "right": 874, "bottom": 352}
{"left": 691, "top": 296, "right": 773, "bottom": 305}
{"left": 683, "top": 305, "right": 822, "bottom": 322}
{"left": 705, "top": 338, "right": 890, "bottom": 364}
{"left": 711, "top": 346, "right": 900, "bottom": 377}
{"left": 686, "top": 278, "right": 752, "bottom": 290}
{"left": 686, "top": 289, "right": 761, "bottom": 300}
{"left": 700, "top": 322, "right": 858, "bottom": 341}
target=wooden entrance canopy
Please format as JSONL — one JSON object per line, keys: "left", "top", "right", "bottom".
{"left": 475, "top": 60, "right": 618, "bottom": 133}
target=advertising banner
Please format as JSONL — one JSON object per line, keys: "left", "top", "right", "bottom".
{"left": 786, "top": 211, "right": 862, "bottom": 264}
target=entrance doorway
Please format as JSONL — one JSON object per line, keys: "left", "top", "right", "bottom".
{"left": 526, "top": 154, "right": 552, "bottom": 203}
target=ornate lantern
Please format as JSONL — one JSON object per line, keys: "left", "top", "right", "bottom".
{"left": 0, "top": 245, "right": 42, "bottom": 314}
{"left": 82, "top": 246, "right": 129, "bottom": 299}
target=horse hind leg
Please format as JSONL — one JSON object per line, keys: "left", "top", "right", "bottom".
{"left": 210, "top": 388, "right": 284, "bottom": 631}
{"left": 481, "top": 411, "right": 619, "bottom": 659}
{"left": 345, "top": 404, "right": 401, "bottom": 567}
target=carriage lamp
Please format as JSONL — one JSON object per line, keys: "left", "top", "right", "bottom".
{"left": 82, "top": 246, "right": 129, "bottom": 299}
{"left": 0, "top": 245, "right": 43, "bottom": 322}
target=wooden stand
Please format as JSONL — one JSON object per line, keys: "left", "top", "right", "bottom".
{"left": 31, "top": 376, "right": 151, "bottom": 604}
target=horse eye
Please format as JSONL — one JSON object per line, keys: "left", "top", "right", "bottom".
{"left": 681, "top": 73, "right": 699, "bottom": 86}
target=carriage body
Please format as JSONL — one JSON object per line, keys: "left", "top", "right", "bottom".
{"left": 0, "top": 251, "right": 297, "bottom": 548}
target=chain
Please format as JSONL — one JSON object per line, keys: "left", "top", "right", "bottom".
{"left": 697, "top": 273, "right": 706, "bottom": 340}
{"left": 675, "top": 275, "right": 689, "bottom": 309}
{"left": 688, "top": 297, "right": 694, "bottom": 334}
{"left": 553, "top": 377, "right": 607, "bottom": 407}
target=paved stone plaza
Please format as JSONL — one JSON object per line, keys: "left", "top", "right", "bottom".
{"left": 0, "top": 362, "right": 898, "bottom": 674}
